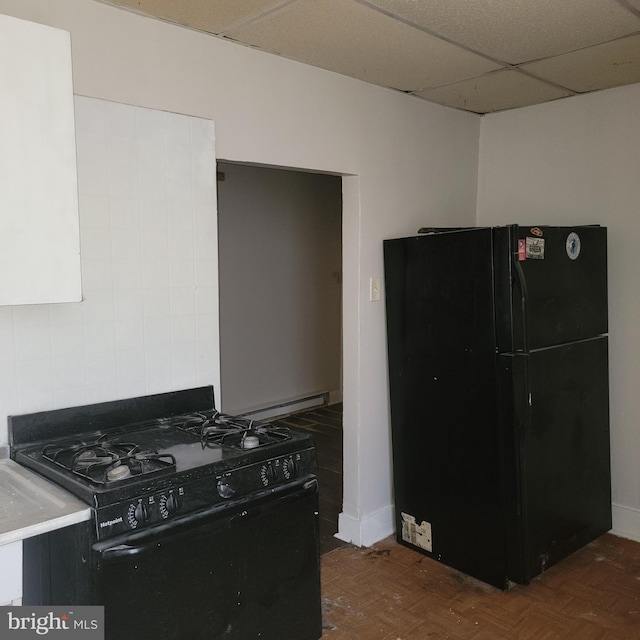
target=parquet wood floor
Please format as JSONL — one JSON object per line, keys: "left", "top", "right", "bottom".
{"left": 320, "top": 534, "right": 640, "bottom": 639}
{"left": 280, "top": 404, "right": 640, "bottom": 638}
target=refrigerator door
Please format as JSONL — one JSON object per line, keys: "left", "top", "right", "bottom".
{"left": 384, "top": 228, "right": 508, "bottom": 589}
{"left": 494, "top": 226, "right": 608, "bottom": 352}
{"left": 499, "top": 336, "right": 611, "bottom": 584}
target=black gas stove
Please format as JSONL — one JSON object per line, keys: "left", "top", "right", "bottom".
{"left": 10, "top": 387, "right": 317, "bottom": 540}
{"left": 10, "top": 387, "right": 322, "bottom": 640}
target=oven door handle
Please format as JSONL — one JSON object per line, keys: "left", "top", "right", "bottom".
{"left": 95, "top": 477, "right": 318, "bottom": 561}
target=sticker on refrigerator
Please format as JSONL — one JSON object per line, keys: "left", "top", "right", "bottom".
{"left": 401, "top": 512, "right": 432, "bottom": 552}
{"left": 530, "top": 227, "right": 544, "bottom": 237}
{"left": 518, "top": 238, "right": 526, "bottom": 261}
{"left": 566, "top": 232, "right": 581, "bottom": 260}
{"left": 526, "top": 237, "right": 545, "bottom": 259}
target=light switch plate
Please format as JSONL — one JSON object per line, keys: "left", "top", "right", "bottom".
{"left": 370, "top": 277, "right": 381, "bottom": 302}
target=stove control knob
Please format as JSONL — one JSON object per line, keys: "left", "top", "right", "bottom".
{"left": 165, "top": 493, "right": 180, "bottom": 514}
{"left": 160, "top": 493, "right": 180, "bottom": 518}
{"left": 134, "top": 502, "right": 148, "bottom": 525}
{"left": 260, "top": 464, "right": 277, "bottom": 486}
{"left": 283, "top": 457, "right": 298, "bottom": 480}
{"left": 217, "top": 479, "right": 235, "bottom": 499}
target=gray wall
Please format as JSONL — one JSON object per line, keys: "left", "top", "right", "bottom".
{"left": 217, "top": 162, "right": 342, "bottom": 414}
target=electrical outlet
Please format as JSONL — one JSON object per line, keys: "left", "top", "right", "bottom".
{"left": 370, "top": 277, "right": 381, "bottom": 302}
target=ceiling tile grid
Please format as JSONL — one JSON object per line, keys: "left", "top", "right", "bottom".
{"left": 225, "top": 0, "right": 502, "bottom": 92}
{"left": 101, "top": 0, "right": 292, "bottom": 34}
{"left": 521, "top": 33, "right": 640, "bottom": 93}
{"left": 361, "top": 0, "right": 640, "bottom": 64}
{"left": 98, "top": 0, "right": 640, "bottom": 113}
{"left": 415, "top": 69, "right": 574, "bottom": 113}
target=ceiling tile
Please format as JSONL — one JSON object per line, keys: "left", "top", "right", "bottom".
{"left": 225, "top": 0, "right": 502, "bottom": 92}
{"left": 521, "top": 34, "right": 640, "bottom": 92}
{"left": 363, "top": 0, "right": 640, "bottom": 64}
{"left": 101, "top": 0, "right": 290, "bottom": 34}
{"left": 414, "top": 69, "right": 574, "bottom": 114}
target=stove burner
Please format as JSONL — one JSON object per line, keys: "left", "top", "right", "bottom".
{"left": 43, "top": 438, "right": 176, "bottom": 485}
{"left": 241, "top": 435, "right": 260, "bottom": 449}
{"left": 75, "top": 449, "right": 100, "bottom": 467}
{"left": 221, "top": 425, "right": 292, "bottom": 450}
{"left": 106, "top": 464, "right": 131, "bottom": 481}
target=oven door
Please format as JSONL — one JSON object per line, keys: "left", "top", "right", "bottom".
{"left": 95, "top": 478, "right": 321, "bottom": 640}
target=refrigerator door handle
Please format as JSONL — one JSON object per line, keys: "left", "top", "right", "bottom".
{"left": 514, "top": 259, "right": 532, "bottom": 435}
{"left": 514, "top": 260, "right": 530, "bottom": 354}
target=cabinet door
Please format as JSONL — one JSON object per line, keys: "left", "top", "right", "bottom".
{"left": 0, "top": 14, "right": 81, "bottom": 305}
{"left": 0, "top": 541, "right": 22, "bottom": 605}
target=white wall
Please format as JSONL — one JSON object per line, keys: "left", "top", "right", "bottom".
{"left": 0, "top": 0, "right": 481, "bottom": 546}
{"left": 477, "top": 82, "right": 640, "bottom": 542}
{"left": 0, "top": 96, "right": 218, "bottom": 443}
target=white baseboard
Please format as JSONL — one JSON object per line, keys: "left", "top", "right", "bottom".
{"left": 611, "top": 503, "right": 640, "bottom": 543}
{"left": 336, "top": 505, "right": 395, "bottom": 548}
{"left": 240, "top": 394, "right": 327, "bottom": 421}
{"left": 335, "top": 503, "right": 640, "bottom": 549}
{"left": 238, "top": 388, "right": 342, "bottom": 421}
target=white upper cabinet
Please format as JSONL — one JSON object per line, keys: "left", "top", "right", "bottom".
{"left": 0, "top": 14, "right": 81, "bottom": 306}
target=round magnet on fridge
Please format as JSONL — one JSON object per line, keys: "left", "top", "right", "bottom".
{"left": 566, "top": 232, "right": 581, "bottom": 260}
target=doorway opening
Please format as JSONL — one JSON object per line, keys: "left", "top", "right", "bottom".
{"left": 216, "top": 161, "right": 345, "bottom": 551}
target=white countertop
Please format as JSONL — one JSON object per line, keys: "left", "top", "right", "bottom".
{"left": 0, "top": 458, "right": 91, "bottom": 546}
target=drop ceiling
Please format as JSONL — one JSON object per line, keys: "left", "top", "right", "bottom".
{"left": 98, "top": 0, "right": 640, "bottom": 114}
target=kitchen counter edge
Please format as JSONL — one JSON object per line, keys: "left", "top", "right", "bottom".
{"left": 0, "top": 458, "right": 91, "bottom": 546}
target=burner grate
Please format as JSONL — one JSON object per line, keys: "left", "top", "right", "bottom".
{"left": 173, "top": 411, "right": 292, "bottom": 449}
{"left": 43, "top": 437, "right": 176, "bottom": 484}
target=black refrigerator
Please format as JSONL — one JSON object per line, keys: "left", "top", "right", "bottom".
{"left": 383, "top": 225, "right": 611, "bottom": 589}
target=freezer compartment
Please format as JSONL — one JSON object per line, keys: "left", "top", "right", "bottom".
{"left": 494, "top": 225, "right": 608, "bottom": 352}
{"left": 499, "top": 336, "right": 612, "bottom": 584}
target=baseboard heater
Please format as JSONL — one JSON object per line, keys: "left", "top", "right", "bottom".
{"left": 240, "top": 392, "right": 329, "bottom": 422}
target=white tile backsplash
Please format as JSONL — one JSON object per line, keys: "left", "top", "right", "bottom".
{"left": 114, "top": 289, "right": 144, "bottom": 320}
{"left": 74, "top": 97, "right": 107, "bottom": 134}
{"left": 109, "top": 197, "right": 140, "bottom": 230}
{"left": 78, "top": 194, "right": 110, "bottom": 229}
{"left": 77, "top": 161, "right": 109, "bottom": 198}
{"left": 0, "top": 329, "right": 14, "bottom": 361}
{"left": 53, "top": 355, "right": 87, "bottom": 389}
{"left": 81, "top": 258, "right": 114, "bottom": 291}
{"left": 85, "top": 351, "right": 117, "bottom": 384}
{"left": 169, "top": 259, "right": 196, "bottom": 288}
{"left": 144, "top": 315, "right": 171, "bottom": 347}
{"left": 54, "top": 386, "right": 88, "bottom": 409}
{"left": 139, "top": 198, "right": 168, "bottom": 230}
{"left": 170, "top": 287, "right": 196, "bottom": 316}
{"left": 195, "top": 287, "right": 217, "bottom": 316}
{"left": 164, "top": 111, "right": 192, "bottom": 148}
{"left": 170, "top": 314, "right": 196, "bottom": 344}
{"left": 135, "top": 107, "right": 165, "bottom": 143}
{"left": 51, "top": 322, "right": 85, "bottom": 357}
{"left": 106, "top": 101, "right": 137, "bottom": 139}
{"left": 115, "top": 317, "right": 145, "bottom": 351}
{"left": 0, "top": 97, "right": 217, "bottom": 444}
